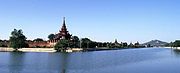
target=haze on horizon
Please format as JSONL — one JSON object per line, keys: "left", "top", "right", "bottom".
{"left": 0, "top": 0, "right": 180, "bottom": 43}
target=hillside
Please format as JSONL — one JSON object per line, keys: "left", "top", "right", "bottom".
{"left": 142, "top": 40, "right": 168, "bottom": 47}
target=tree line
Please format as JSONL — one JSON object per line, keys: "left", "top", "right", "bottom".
{"left": 166, "top": 40, "right": 180, "bottom": 47}
{"left": 0, "top": 29, "right": 143, "bottom": 52}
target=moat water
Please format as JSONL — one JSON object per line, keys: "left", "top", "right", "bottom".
{"left": 0, "top": 48, "right": 180, "bottom": 73}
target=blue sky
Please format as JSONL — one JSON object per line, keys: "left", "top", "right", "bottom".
{"left": 0, "top": 0, "right": 180, "bottom": 43}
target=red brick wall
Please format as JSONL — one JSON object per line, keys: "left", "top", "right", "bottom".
{"left": 27, "top": 41, "right": 50, "bottom": 48}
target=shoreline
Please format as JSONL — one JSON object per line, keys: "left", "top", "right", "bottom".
{"left": 0, "top": 47, "right": 83, "bottom": 53}
{"left": 0, "top": 47, "right": 56, "bottom": 52}
{"left": 0, "top": 47, "right": 177, "bottom": 53}
{"left": 0, "top": 47, "right": 132, "bottom": 52}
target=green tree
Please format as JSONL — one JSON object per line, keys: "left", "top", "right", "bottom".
{"left": 81, "top": 38, "right": 97, "bottom": 48}
{"left": 81, "top": 38, "right": 91, "bottom": 48}
{"left": 70, "top": 36, "right": 80, "bottom": 48}
{"left": 0, "top": 42, "right": 3, "bottom": 47}
{"left": 128, "top": 43, "right": 134, "bottom": 48}
{"left": 165, "top": 42, "right": 173, "bottom": 47}
{"left": 9, "top": 29, "right": 29, "bottom": 51}
{"left": 102, "top": 42, "right": 108, "bottom": 47}
{"left": 173, "top": 40, "right": 180, "bottom": 47}
{"left": 54, "top": 39, "right": 69, "bottom": 52}
{"left": 33, "top": 38, "right": 44, "bottom": 42}
{"left": 48, "top": 34, "right": 55, "bottom": 40}
{"left": 0, "top": 40, "right": 2, "bottom": 47}
{"left": 122, "top": 42, "right": 128, "bottom": 48}
{"left": 0, "top": 40, "right": 8, "bottom": 47}
{"left": 134, "top": 42, "right": 140, "bottom": 48}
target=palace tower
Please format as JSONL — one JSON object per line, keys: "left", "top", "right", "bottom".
{"left": 48, "top": 17, "right": 72, "bottom": 47}
{"left": 54, "top": 17, "right": 71, "bottom": 40}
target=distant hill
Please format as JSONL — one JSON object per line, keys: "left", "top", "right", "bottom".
{"left": 142, "top": 40, "right": 168, "bottom": 47}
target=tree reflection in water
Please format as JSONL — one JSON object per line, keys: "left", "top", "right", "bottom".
{"left": 47, "top": 52, "right": 69, "bottom": 73}
{"left": 61, "top": 53, "right": 68, "bottom": 73}
{"left": 173, "top": 49, "right": 180, "bottom": 57}
{"left": 8, "top": 52, "right": 25, "bottom": 73}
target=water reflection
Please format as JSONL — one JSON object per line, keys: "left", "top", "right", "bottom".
{"left": 8, "top": 52, "right": 25, "bottom": 73}
{"left": 1, "top": 48, "right": 180, "bottom": 73}
{"left": 172, "top": 49, "right": 180, "bottom": 57}
{"left": 47, "top": 52, "right": 69, "bottom": 73}
{"left": 60, "top": 53, "right": 68, "bottom": 73}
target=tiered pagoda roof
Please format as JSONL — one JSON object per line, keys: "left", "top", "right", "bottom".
{"left": 54, "top": 17, "right": 71, "bottom": 40}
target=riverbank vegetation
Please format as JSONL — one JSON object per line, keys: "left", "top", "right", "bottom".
{"left": 9, "top": 29, "right": 29, "bottom": 51}
{"left": 166, "top": 40, "right": 180, "bottom": 47}
{"left": 0, "top": 29, "right": 145, "bottom": 52}
{"left": 53, "top": 37, "right": 144, "bottom": 52}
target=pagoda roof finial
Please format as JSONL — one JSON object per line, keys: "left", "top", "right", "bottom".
{"left": 63, "top": 17, "right": 66, "bottom": 25}
{"left": 115, "top": 39, "right": 118, "bottom": 43}
{"left": 59, "top": 17, "right": 67, "bottom": 32}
